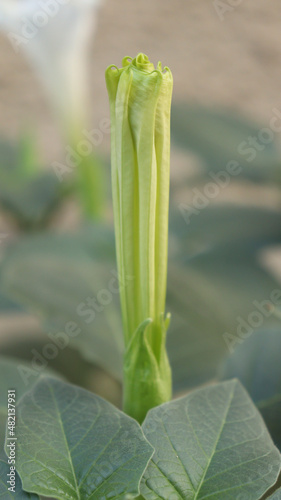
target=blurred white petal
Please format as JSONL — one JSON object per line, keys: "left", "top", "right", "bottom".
{"left": 0, "top": 0, "right": 102, "bottom": 127}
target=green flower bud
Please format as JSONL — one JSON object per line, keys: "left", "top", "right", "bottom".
{"left": 105, "top": 54, "right": 173, "bottom": 422}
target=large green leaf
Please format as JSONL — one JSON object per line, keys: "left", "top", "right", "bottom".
{"left": 0, "top": 226, "right": 123, "bottom": 379}
{"left": 0, "top": 457, "right": 39, "bottom": 499}
{"left": 11, "top": 377, "right": 154, "bottom": 499}
{"left": 141, "top": 380, "right": 281, "bottom": 500}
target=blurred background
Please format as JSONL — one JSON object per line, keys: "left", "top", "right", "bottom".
{"left": 1, "top": 0, "right": 281, "bottom": 455}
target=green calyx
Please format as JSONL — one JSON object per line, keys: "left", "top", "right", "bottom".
{"left": 123, "top": 315, "right": 171, "bottom": 423}
{"left": 106, "top": 53, "right": 173, "bottom": 422}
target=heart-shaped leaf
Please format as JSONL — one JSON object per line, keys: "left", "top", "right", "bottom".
{"left": 141, "top": 380, "right": 281, "bottom": 499}
{"left": 11, "top": 377, "right": 154, "bottom": 499}
{"left": 0, "top": 456, "right": 39, "bottom": 499}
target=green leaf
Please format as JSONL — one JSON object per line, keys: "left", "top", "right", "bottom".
{"left": 12, "top": 377, "right": 154, "bottom": 499}
{"left": 0, "top": 457, "right": 39, "bottom": 499}
{"left": 141, "top": 380, "right": 281, "bottom": 500}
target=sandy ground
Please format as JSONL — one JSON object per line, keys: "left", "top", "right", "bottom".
{"left": 0, "top": 0, "right": 280, "bottom": 165}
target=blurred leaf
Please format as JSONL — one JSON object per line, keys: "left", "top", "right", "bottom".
{"left": 3, "top": 213, "right": 280, "bottom": 391}
{"left": 0, "top": 291, "right": 23, "bottom": 313}
{"left": 0, "top": 136, "right": 71, "bottom": 229}
{"left": 0, "top": 133, "right": 40, "bottom": 184}
{"left": 186, "top": 247, "right": 280, "bottom": 326}
{"left": 171, "top": 103, "right": 281, "bottom": 183}
{"left": 0, "top": 138, "right": 22, "bottom": 185}
{"left": 0, "top": 257, "right": 24, "bottom": 313}
{"left": 170, "top": 205, "right": 281, "bottom": 259}
{"left": 0, "top": 172, "right": 68, "bottom": 230}
{"left": 0, "top": 225, "right": 123, "bottom": 379}
{"left": 141, "top": 380, "right": 281, "bottom": 499}
{"left": 0, "top": 457, "right": 39, "bottom": 499}
{"left": 18, "top": 131, "right": 40, "bottom": 179}
{"left": 0, "top": 224, "right": 237, "bottom": 389}
{"left": 167, "top": 240, "right": 281, "bottom": 393}
{"left": 220, "top": 329, "right": 281, "bottom": 401}
{"left": 162, "top": 205, "right": 281, "bottom": 392}
{"left": 167, "top": 264, "right": 229, "bottom": 392}
{"left": 221, "top": 329, "right": 281, "bottom": 451}
{"left": 75, "top": 151, "right": 106, "bottom": 220}
{"left": 12, "top": 377, "right": 153, "bottom": 499}
{"left": 172, "top": 204, "right": 281, "bottom": 341}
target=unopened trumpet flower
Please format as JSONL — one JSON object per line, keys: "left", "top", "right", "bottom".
{"left": 106, "top": 54, "right": 173, "bottom": 423}
{"left": 0, "top": 0, "right": 101, "bottom": 128}
{"left": 0, "top": 0, "right": 104, "bottom": 218}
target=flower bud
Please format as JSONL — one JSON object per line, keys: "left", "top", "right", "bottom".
{"left": 106, "top": 54, "right": 173, "bottom": 422}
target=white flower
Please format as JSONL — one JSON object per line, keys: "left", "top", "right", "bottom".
{"left": 0, "top": 0, "right": 102, "bottom": 128}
